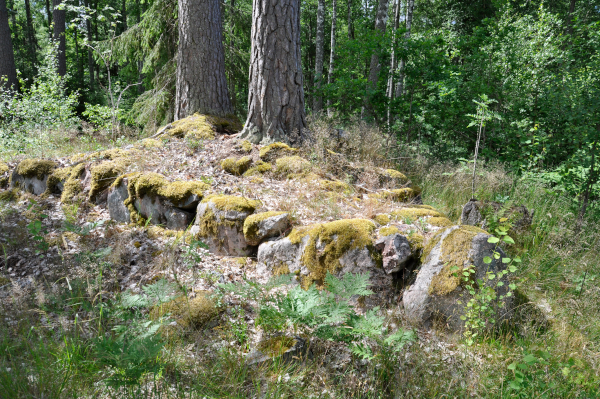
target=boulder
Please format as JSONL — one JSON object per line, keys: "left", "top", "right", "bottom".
{"left": 461, "top": 199, "right": 534, "bottom": 232}
{"left": 243, "top": 211, "right": 291, "bottom": 246}
{"left": 374, "top": 233, "right": 412, "bottom": 274}
{"left": 194, "top": 195, "right": 261, "bottom": 256}
{"left": 107, "top": 177, "right": 131, "bottom": 223}
{"left": 10, "top": 159, "right": 57, "bottom": 195}
{"left": 403, "top": 225, "right": 513, "bottom": 331}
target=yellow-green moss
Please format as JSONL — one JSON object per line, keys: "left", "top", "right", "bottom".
{"left": 44, "top": 166, "right": 74, "bottom": 195}
{"left": 167, "top": 113, "right": 242, "bottom": 140}
{"left": 274, "top": 156, "right": 312, "bottom": 178}
{"left": 259, "top": 142, "right": 299, "bottom": 162}
{"left": 373, "top": 214, "right": 391, "bottom": 225}
{"left": 427, "top": 225, "right": 488, "bottom": 296}
{"left": 60, "top": 164, "right": 87, "bottom": 204}
{"left": 257, "top": 336, "right": 296, "bottom": 357}
{"left": 273, "top": 264, "right": 291, "bottom": 276}
{"left": 150, "top": 292, "right": 219, "bottom": 329}
{"left": 147, "top": 226, "right": 186, "bottom": 240}
{"left": 202, "top": 194, "right": 261, "bottom": 212}
{"left": 243, "top": 160, "right": 273, "bottom": 177}
{"left": 0, "top": 162, "right": 8, "bottom": 175}
{"left": 288, "top": 219, "right": 376, "bottom": 287}
{"left": 139, "top": 138, "right": 164, "bottom": 149}
{"left": 410, "top": 204, "right": 437, "bottom": 210}
{"left": 377, "top": 188, "right": 421, "bottom": 202}
{"left": 408, "top": 233, "right": 425, "bottom": 251}
{"left": 241, "top": 140, "right": 253, "bottom": 153}
{"left": 0, "top": 188, "right": 18, "bottom": 202}
{"left": 379, "top": 226, "right": 400, "bottom": 236}
{"left": 379, "top": 169, "right": 408, "bottom": 186}
{"left": 221, "top": 156, "right": 253, "bottom": 176}
{"left": 15, "top": 159, "right": 56, "bottom": 180}
{"left": 162, "top": 180, "right": 209, "bottom": 203}
{"left": 234, "top": 257, "right": 247, "bottom": 266}
{"left": 243, "top": 211, "right": 287, "bottom": 243}
{"left": 319, "top": 179, "right": 352, "bottom": 193}
{"left": 427, "top": 217, "right": 453, "bottom": 227}
{"left": 89, "top": 161, "right": 126, "bottom": 201}
{"left": 391, "top": 207, "right": 443, "bottom": 223}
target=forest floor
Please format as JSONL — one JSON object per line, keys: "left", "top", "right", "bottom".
{"left": 0, "top": 120, "right": 599, "bottom": 398}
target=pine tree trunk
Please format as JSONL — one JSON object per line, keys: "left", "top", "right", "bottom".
{"left": 240, "top": 0, "right": 306, "bottom": 145}
{"left": 347, "top": 0, "right": 354, "bottom": 39}
{"left": 0, "top": 0, "right": 18, "bottom": 90}
{"left": 326, "top": 0, "right": 337, "bottom": 117}
{"left": 24, "top": 0, "right": 38, "bottom": 67}
{"left": 53, "top": 0, "right": 67, "bottom": 77}
{"left": 395, "top": 0, "right": 413, "bottom": 98}
{"left": 313, "top": 0, "right": 325, "bottom": 114}
{"left": 367, "top": 0, "right": 390, "bottom": 88}
{"left": 175, "top": 0, "right": 233, "bottom": 119}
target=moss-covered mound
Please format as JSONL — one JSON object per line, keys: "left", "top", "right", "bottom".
{"left": 391, "top": 207, "right": 443, "bottom": 222}
{"left": 319, "top": 179, "right": 352, "bottom": 193}
{"left": 379, "top": 226, "right": 400, "bottom": 237}
{"left": 44, "top": 166, "right": 74, "bottom": 195}
{"left": 138, "top": 138, "right": 164, "bottom": 149}
{"left": 150, "top": 292, "right": 219, "bottom": 330}
{"left": 0, "top": 162, "right": 10, "bottom": 188}
{"left": 259, "top": 142, "right": 299, "bottom": 162}
{"left": 14, "top": 159, "right": 57, "bottom": 180}
{"left": 376, "top": 187, "right": 421, "bottom": 202}
{"left": 201, "top": 194, "right": 261, "bottom": 212}
{"left": 167, "top": 113, "right": 242, "bottom": 140}
{"left": 59, "top": 164, "right": 87, "bottom": 204}
{"left": 257, "top": 336, "right": 297, "bottom": 357}
{"left": 239, "top": 140, "right": 253, "bottom": 153}
{"left": 274, "top": 156, "right": 312, "bottom": 178}
{"left": 243, "top": 211, "right": 287, "bottom": 244}
{"left": 89, "top": 161, "right": 127, "bottom": 202}
{"left": 289, "top": 219, "right": 376, "bottom": 287}
{"left": 373, "top": 214, "right": 391, "bottom": 225}
{"left": 378, "top": 169, "right": 409, "bottom": 187}
{"left": 243, "top": 160, "right": 272, "bottom": 177}
{"left": 427, "top": 216, "right": 453, "bottom": 227}
{"left": 221, "top": 156, "right": 253, "bottom": 176}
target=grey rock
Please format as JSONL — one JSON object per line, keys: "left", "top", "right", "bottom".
{"left": 107, "top": 178, "right": 131, "bottom": 223}
{"left": 257, "top": 237, "right": 302, "bottom": 272}
{"left": 403, "top": 226, "right": 513, "bottom": 331}
{"left": 374, "top": 233, "right": 412, "bottom": 274}
{"left": 134, "top": 195, "right": 194, "bottom": 230}
{"left": 461, "top": 199, "right": 483, "bottom": 226}
{"left": 244, "top": 212, "right": 291, "bottom": 246}
{"left": 10, "top": 170, "right": 49, "bottom": 195}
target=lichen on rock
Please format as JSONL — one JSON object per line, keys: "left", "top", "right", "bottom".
{"left": 259, "top": 142, "right": 299, "bottom": 162}
{"left": 221, "top": 156, "right": 253, "bottom": 176}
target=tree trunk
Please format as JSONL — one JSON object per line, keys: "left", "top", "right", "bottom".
{"left": 386, "top": 0, "right": 399, "bottom": 125}
{"left": 24, "top": 0, "right": 38, "bottom": 66}
{"left": 46, "top": 0, "right": 52, "bottom": 38}
{"left": 136, "top": 0, "right": 143, "bottom": 94}
{"left": 394, "top": 0, "right": 413, "bottom": 98}
{"left": 567, "top": 0, "right": 576, "bottom": 35}
{"left": 175, "top": 0, "right": 233, "bottom": 119}
{"left": 239, "top": 0, "right": 306, "bottom": 145}
{"left": 84, "top": 0, "right": 94, "bottom": 90}
{"left": 313, "top": 0, "right": 325, "bottom": 114}
{"left": 121, "top": 0, "right": 127, "bottom": 32}
{"left": 326, "top": 0, "right": 337, "bottom": 117}
{"left": 0, "top": 0, "right": 17, "bottom": 90}
{"left": 347, "top": 0, "right": 354, "bottom": 39}
{"left": 53, "top": 0, "right": 67, "bottom": 77}
{"left": 367, "top": 0, "right": 390, "bottom": 88}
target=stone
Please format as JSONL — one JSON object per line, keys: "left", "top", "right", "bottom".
{"left": 134, "top": 194, "right": 195, "bottom": 230}
{"left": 374, "top": 233, "right": 412, "bottom": 274}
{"left": 10, "top": 159, "right": 57, "bottom": 195}
{"left": 461, "top": 199, "right": 534, "bottom": 232}
{"left": 107, "top": 177, "right": 132, "bottom": 223}
{"left": 243, "top": 212, "right": 291, "bottom": 246}
{"left": 403, "top": 225, "right": 513, "bottom": 331}
{"left": 460, "top": 199, "right": 483, "bottom": 226}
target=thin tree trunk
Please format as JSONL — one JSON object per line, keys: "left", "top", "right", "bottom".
{"left": 53, "top": 0, "right": 67, "bottom": 77}
{"left": 84, "top": 0, "right": 94, "bottom": 90}
{"left": 386, "top": 0, "right": 399, "bottom": 125}
{"left": 74, "top": 28, "right": 84, "bottom": 84}
{"left": 239, "top": 0, "right": 306, "bottom": 145}
{"left": 313, "top": 0, "right": 325, "bottom": 114}
{"left": 7, "top": 0, "right": 17, "bottom": 45}
{"left": 347, "top": 0, "right": 354, "bottom": 39}
{"left": 46, "top": 0, "right": 52, "bottom": 38}
{"left": 175, "top": 0, "right": 233, "bottom": 119}
{"left": 567, "top": 0, "right": 576, "bottom": 35}
{"left": 0, "top": 0, "right": 18, "bottom": 90}
{"left": 121, "top": 0, "right": 127, "bottom": 32}
{"left": 136, "top": 0, "right": 143, "bottom": 94}
{"left": 395, "top": 0, "right": 413, "bottom": 98}
{"left": 24, "top": 0, "right": 38, "bottom": 67}
{"left": 367, "top": 0, "right": 390, "bottom": 88}
{"left": 327, "top": 0, "right": 337, "bottom": 117}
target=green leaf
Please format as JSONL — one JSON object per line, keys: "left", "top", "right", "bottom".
{"left": 503, "top": 236, "right": 515, "bottom": 244}
{"left": 483, "top": 256, "right": 492, "bottom": 264}
{"left": 502, "top": 257, "right": 511, "bottom": 264}
{"left": 509, "top": 265, "right": 517, "bottom": 272}
{"left": 488, "top": 237, "right": 500, "bottom": 244}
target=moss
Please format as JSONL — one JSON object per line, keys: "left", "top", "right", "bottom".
{"left": 273, "top": 264, "right": 291, "bottom": 276}
{"left": 427, "top": 225, "right": 488, "bottom": 296}
{"left": 319, "top": 179, "right": 352, "bottom": 193}
{"left": 234, "top": 257, "right": 247, "bottom": 266}
{"left": 257, "top": 336, "right": 296, "bottom": 357}
{"left": 60, "top": 164, "right": 87, "bottom": 204}
{"left": 167, "top": 113, "right": 242, "bottom": 140}
{"left": 408, "top": 233, "right": 425, "bottom": 251}
{"left": 391, "top": 207, "right": 443, "bottom": 223}
{"left": 0, "top": 276, "right": 10, "bottom": 286}
{"left": 376, "top": 188, "right": 421, "bottom": 202}
{"left": 0, "top": 162, "right": 8, "bottom": 177}
{"left": 15, "top": 159, "right": 56, "bottom": 180}
{"left": 147, "top": 226, "right": 186, "bottom": 240}
{"left": 410, "top": 204, "right": 437, "bottom": 210}
{"left": 373, "top": 214, "right": 391, "bottom": 225}
{"left": 288, "top": 219, "right": 376, "bottom": 287}
{"left": 243, "top": 211, "right": 286, "bottom": 243}
{"left": 89, "top": 161, "right": 126, "bottom": 201}
{"left": 127, "top": 172, "right": 209, "bottom": 204}
{"left": 139, "top": 138, "right": 164, "bottom": 149}
{"left": 44, "top": 166, "right": 74, "bottom": 195}
{"left": 259, "top": 142, "right": 298, "bottom": 162}
{"left": 243, "top": 160, "right": 272, "bottom": 177}
{"left": 427, "top": 216, "right": 453, "bottom": 227}
{"left": 202, "top": 194, "right": 261, "bottom": 212}
{"left": 379, "top": 169, "right": 408, "bottom": 186}
{"left": 221, "top": 156, "right": 253, "bottom": 176}
{"left": 0, "top": 188, "right": 19, "bottom": 202}
{"left": 241, "top": 140, "right": 253, "bottom": 153}
{"left": 274, "top": 156, "right": 312, "bottom": 178}
{"left": 379, "top": 226, "right": 400, "bottom": 236}
{"left": 197, "top": 207, "right": 219, "bottom": 239}
{"left": 150, "top": 292, "right": 219, "bottom": 329}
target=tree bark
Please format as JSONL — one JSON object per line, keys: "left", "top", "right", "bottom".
{"left": 239, "top": 0, "right": 306, "bottom": 145}
{"left": 347, "top": 0, "right": 354, "bottom": 39}
{"left": 567, "top": 0, "right": 576, "bottom": 35}
{"left": 46, "top": 0, "right": 52, "bottom": 38}
{"left": 0, "top": 0, "right": 17, "bottom": 90}
{"left": 395, "top": 0, "right": 413, "bottom": 98}
{"left": 84, "top": 0, "right": 94, "bottom": 90}
{"left": 326, "top": 0, "right": 337, "bottom": 117}
{"left": 386, "top": 0, "right": 399, "bottom": 124}
{"left": 367, "top": 0, "right": 390, "bottom": 88}
{"left": 53, "top": 0, "right": 67, "bottom": 77}
{"left": 121, "top": 0, "right": 127, "bottom": 33}
{"left": 175, "top": 0, "right": 233, "bottom": 119}
{"left": 313, "top": 0, "right": 325, "bottom": 114}
{"left": 24, "top": 0, "right": 38, "bottom": 66}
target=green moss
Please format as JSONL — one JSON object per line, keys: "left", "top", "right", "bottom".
{"left": 202, "top": 194, "right": 261, "bottom": 212}
{"left": 379, "top": 226, "right": 400, "bottom": 236}
{"left": 161, "top": 180, "right": 209, "bottom": 203}
{"left": 257, "top": 336, "right": 296, "bottom": 357}
{"left": 221, "top": 156, "right": 253, "bottom": 176}
{"left": 60, "top": 164, "right": 87, "bottom": 204}
{"left": 379, "top": 169, "right": 408, "bottom": 186}
{"left": 288, "top": 219, "right": 376, "bottom": 287}
{"left": 377, "top": 188, "right": 421, "bottom": 202}
{"left": 0, "top": 163, "right": 8, "bottom": 189}
{"left": 167, "top": 113, "right": 242, "bottom": 140}
{"left": 243, "top": 211, "right": 287, "bottom": 243}
{"left": 259, "top": 142, "right": 298, "bottom": 162}
{"left": 319, "top": 180, "right": 352, "bottom": 193}
{"left": 147, "top": 226, "right": 186, "bottom": 240}
{"left": 89, "top": 161, "right": 126, "bottom": 201}
{"left": 273, "top": 264, "right": 291, "bottom": 276}
{"left": 428, "top": 225, "right": 488, "bottom": 296}
{"left": 0, "top": 188, "right": 19, "bottom": 202}
{"left": 44, "top": 166, "right": 74, "bottom": 195}
{"left": 0, "top": 162, "right": 8, "bottom": 175}
{"left": 150, "top": 292, "right": 219, "bottom": 329}
{"left": 241, "top": 140, "right": 253, "bottom": 153}
{"left": 139, "top": 138, "right": 164, "bottom": 149}
{"left": 15, "top": 159, "right": 56, "bottom": 180}
{"left": 274, "top": 156, "right": 312, "bottom": 178}
{"left": 373, "top": 214, "right": 391, "bottom": 225}
{"left": 427, "top": 216, "right": 453, "bottom": 227}
{"left": 408, "top": 233, "right": 425, "bottom": 251}
{"left": 391, "top": 207, "right": 443, "bottom": 223}
{"left": 243, "top": 161, "right": 273, "bottom": 177}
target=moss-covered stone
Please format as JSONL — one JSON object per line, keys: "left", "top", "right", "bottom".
{"left": 60, "top": 163, "right": 87, "bottom": 204}
{"left": 379, "top": 226, "right": 400, "bottom": 236}
{"left": 391, "top": 207, "right": 443, "bottom": 223}
{"left": 259, "top": 142, "right": 299, "bottom": 162}
{"left": 221, "top": 156, "right": 253, "bottom": 176}
{"left": 0, "top": 162, "right": 8, "bottom": 189}
{"left": 150, "top": 292, "right": 219, "bottom": 330}
{"left": 127, "top": 172, "right": 209, "bottom": 204}
{"left": 319, "top": 179, "right": 352, "bottom": 193}
{"left": 288, "top": 219, "right": 376, "bottom": 287}
{"left": 408, "top": 233, "right": 425, "bottom": 251}
{"left": 373, "top": 214, "right": 391, "bottom": 225}
{"left": 0, "top": 188, "right": 19, "bottom": 202}
{"left": 44, "top": 166, "right": 74, "bottom": 195}
{"left": 89, "top": 161, "right": 126, "bottom": 202}
{"left": 243, "top": 211, "right": 287, "bottom": 244}
{"left": 376, "top": 187, "right": 421, "bottom": 202}
{"left": 379, "top": 169, "right": 409, "bottom": 187}
{"left": 274, "top": 156, "right": 312, "bottom": 178}
{"left": 427, "top": 225, "right": 488, "bottom": 296}
{"left": 139, "top": 138, "right": 164, "bottom": 149}
{"left": 241, "top": 140, "right": 253, "bottom": 153}
{"left": 427, "top": 216, "right": 453, "bottom": 227}
{"left": 201, "top": 194, "right": 261, "bottom": 212}
{"left": 243, "top": 160, "right": 273, "bottom": 177}
{"left": 14, "top": 159, "right": 57, "bottom": 180}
